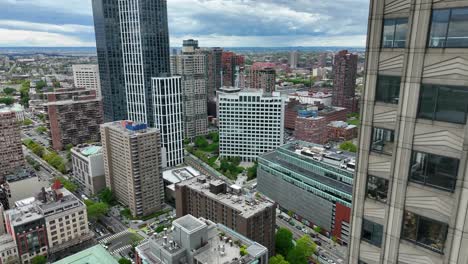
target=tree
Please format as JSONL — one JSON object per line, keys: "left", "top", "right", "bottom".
{"left": 313, "top": 226, "right": 322, "bottom": 234}
{"left": 23, "top": 119, "right": 33, "bottom": 126}
{"left": 31, "top": 255, "right": 47, "bottom": 264}
{"left": 118, "top": 258, "right": 132, "bottom": 264}
{"left": 99, "top": 187, "right": 116, "bottom": 205}
{"left": 275, "top": 227, "right": 294, "bottom": 257}
{"left": 31, "top": 144, "right": 45, "bottom": 157}
{"left": 56, "top": 177, "right": 78, "bottom": 193}
{"left": 269, "top": 254, "right": 289, "bottom": 264}
{"left": 2, "top": 87, "right": 15, "bottom": 95}
{"left": 339, "top": 141, "right": 357, "bottom": 153}
{"left": 35, "top": 80, "right": 47, "bottom": 91}
{"left": 35, "top": 126, "right": 47, "bottom": 134}
{"left": 65, "top": 143, "right": 74, "bottom": 151}
{"left": 87, "top": 202, "right": 109, "bottom": 221}
{"left": 286, "top": 235, "right": 316, "bottom": 264}
{"left": 0, "top": 97, "right": 14, "bottom": 105}
{"left": 19, "top": 81, "right": 30, "bottom": 107}
{"left": 240, "top": 245, "right": 248, "bottom": 256}
{"left": 247, "top": 162, "right": 258, "bottom": 180}
{"left": 194, "top": 136, "right": 208, "bottom": 149}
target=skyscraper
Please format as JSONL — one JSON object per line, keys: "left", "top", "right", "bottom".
{"left": 222, "top": 52, "right": 245, "bottom": 87}
{"left": 289, "top": 50, "right": 299, "bottom": 69}
{"left": 349, "top": 2, "right": 468, "bottom": 264}
{"left": 92, "top": 0, "right": 171, "bottom": 125}
{"left": 171, "top": 40, "right": 208, "bottom": 139}
{"left": 250, "top": 62, "right": 277, "bottom": 92}
{"left": 101, "top": 121, "right": 164, "bottom": 217}
{"left": 201, "top": 47, "right": 223, "bottom": 100}
{"left": 0, "top": 110, "right": 24, "bottom": 183}
{"left": 72, "top": 64, "right": 101, "bottom": 97}
{"left": 332, "top": 50, "right": 358, "bottom": 112}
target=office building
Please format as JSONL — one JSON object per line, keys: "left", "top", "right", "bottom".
{"left": 152, "top": 77, "right": 184, "bottom": 167}
{"left": 201, "top": 47, "right": 223, "bottom": 101}
{"left": 290, "top": 50, "right": 299, "bottom": 69}
{"left": 175, "top": 177, "right": 276, "bottom": 254}
{"left": 92, "top": 0, "right": 171, "bottom": 124}
{"left": 349, "top": 2, "right": 468, "bottom": 264}
{"left": 44, "top": 88, "right": 103, "bottom": 151}
{"left": 101, "top": 121, "right": 164, "bottom": 217}
{"left": 217, "top": 89, "right": 284, "bottom": 161}
{"left": 222, "top": 52, "right": 245, "bottom": 87}
{"left": 71, "top": 144, "right": 106, "bottom": 196}
{"left": 136, "top": 214, "right": 268, "bottom": 264}
{"left": 258, "top": 141, "right": 354, "bottom": 244}
{"left": 332, "top": 50, "right": 358, "bottom": 112}
{"left": 0, "top": 234, "right": 19, "bottom": 264}
{"left": 72, "top": 64, "right": 101, "bottom": 97}
{"left": 0, "top": 109, "right": 24, "bottom": 183}
{"left": 250, "top": 62, "right": 276, "bottom": 92}
{"left": 171, "top": 40, "right": 208, "bottom": 139}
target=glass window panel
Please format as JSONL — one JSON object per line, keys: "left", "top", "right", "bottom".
{"left": 371, "top": 127, "right": 395, "bottom": 155}
{"left": 394, "top": 19, "right": 408, "bottom": 48}
{"left": 375, "top": 75, "right": 401, "bottom": 104}
{"left": 361, "top": 219, "right": 383, "bottom": 247}
{"left": 383, "top": 19, "right": 396, "bottom": 48}
{"left": 417, "top": 85, "right": 436, "bottom": 120}
{"left": 446, "top": 8, "right": 468, "bottom": 47}
{"left": 417, "top": 217, "right": 448, "bottom": 252}
{"left": 435, "top": 86, "right": 468, "bottom": 124}
{"left": 366, "top": 175, "right": 389, "bottom": 203}
{"left": 410, "top": 151, "right": 458, "bottom": 192}
{"left": 402, "top": 211, "right": 418, "bottom": 241}
{"left": 429, "top": 9, "right": 450, "bottom": 47}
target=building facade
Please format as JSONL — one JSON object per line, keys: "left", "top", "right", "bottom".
{"left": 92, "top": 0, "right": 171, "bottom": 124}
{"left": 44, "top": 88, "right": 103, "bottom": 151}
{"left": 71, "top": 144, "right": 106, "bottom": 196}
{"left": 171, "top": 40, "right": 208, "bottom": 139}
{"left": 175, "top": 177, "right": 276, "bottom": 254}
{"left": 152, "top": 77, "right": 184, "bottom": 168}
{"left": 0, "top": 110, "right": 24, "bottom": 183}
{"left": 136, "top": 215, "right": 268, "bottom": 264}
{"left": 217, "top": 89, "right": 285, "bottom": 161}
{"left": 101, "top": 121, "right": 164, "bottom": 217}
{"left": 257, "top": 141, "right": 354, "bottom": 244}
{"left": 72, "top": 64, "right": 101, "bottom": 97}
{"left": 250, "top": 62, "right": 276, "bottom": 92}
{"left": 332, "top": 50, "right": 358, "bottom": 112}
{"left": 201, "top": 47, "right": 223, "bottom": 101}
{"left": 0, "top": 234, "right": 19, "bottom": 264}
{"left": 222, "top": 52, "right": 245, "bottom": 87}
{"left": 349, "top": 1, "right": 468, "bottom": 264}
{"left": 290, "top": 51, "right": 299, "bottom": 69}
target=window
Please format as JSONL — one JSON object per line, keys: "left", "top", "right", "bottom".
{"left": 402, "top": 211, "right": 448, "bottom": 253}
{"left": 375, "top": 75, "right": 401, "bottom": 104}
{"left": 429, "top": 8, "right": 468, "bottom": 48}
{"left": 371, "top": 128, "right": 395, "bottom": 155}
{"left": 382, "top": 18, "right": 408, "bottom": 48}
{"left": 366, "top": 175, "right": 389, "bottom": 203}
{"left": 418, "top": 84, "right": 468, "bottom": 124}
{"left": 361, "top": 219, "right": 383, "bottom": 247}
{"left": 410, "top": 151, "right": 459, "bottom": 192}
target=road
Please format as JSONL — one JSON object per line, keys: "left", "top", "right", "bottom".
{"left": 276, "top": 217, "right": 346, "bottom": 264}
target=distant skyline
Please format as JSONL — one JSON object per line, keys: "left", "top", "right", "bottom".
{"left": 0, "top": 0, "right": 369, "bottom": 47}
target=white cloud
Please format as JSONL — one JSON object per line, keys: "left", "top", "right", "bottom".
{"left": 0, "top": 28, "right": 95, "bottom": 47}
{"left": 7, "top": 0, "right": 92, "bottom": 16}
{"left": 0, "top": 20, "right": 94, "bottom": 33}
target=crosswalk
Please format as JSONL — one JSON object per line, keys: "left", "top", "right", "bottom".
{"left": 99, "top": 230, "right": 130, "bottom": 244}
{"left": 111, "top": 245, "right": 132, "bottom": 256}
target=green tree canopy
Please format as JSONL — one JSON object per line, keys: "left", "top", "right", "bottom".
{"left": 195, "top": 136, "right": 208, "bottom": 149}
{"left": 23, "top": 118, "right": 33, "bottom": 126}
{"left": 286, "top": 235, "right": 316, "bottom": 264}
{"left": 36, "top": 80, "right": 47, "bottom": 90}
{"left": 275, "top": 227, "right": 294, "bottom": 257}
{"left": 0, "top": 97, "right": 14, "bottom": 105}
{"left": 35, "top": 126, "right": 47, "bottom": 134}
{"left": 31, "top": 255, "right": 47, "bottom": 264}
{"left": 87, "top": 201, "right": 109, "bottom": 221}
{"left": 269, "top": 254, "right": 289, "bottom": 264}
{"left": 339, "top": 141, "right": 357, "bottom": 153}
{"left": 56, "top": 177, "right": 78, "bottom": 193}
{"left": 99, "top": 187, "right": 116, "bottom": 205}
{"left": 118, "top": 258, "right": 132, "bottom": 264}
{"left": 2, "top": 87, "right": 15, "bottom": 95}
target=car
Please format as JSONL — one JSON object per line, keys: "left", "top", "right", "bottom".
{"left": 128, "top": 252, "right": 135, "bottom": 259}
{"left": 295, "top": 225, "right": 302, "bottom": 230}
{"left": 278, "top": 215, "right": 284, "bottom": 220}
{"left": 314, "top": 240, "right": 322, "bottom": 246}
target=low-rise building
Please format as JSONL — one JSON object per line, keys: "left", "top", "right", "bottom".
{"left": 175, "top": 177, "right": 276, "bottom": 254}
{"left": 52, "top": 245, "right": 117, "bottom": 264}
{"left": 136, "top": 214, "right": 268, "bottom": 264}
{"left": 0, "top": 234, "right": 20, "bottom": 264}
{"left": 257, "top": 141, "right": 354, "bottom": 245}
{"left": 326, "top": 121, "right": 358, "bottom": 142}
{"left": 71, "top": 144, "right": 105, "bottom": 196}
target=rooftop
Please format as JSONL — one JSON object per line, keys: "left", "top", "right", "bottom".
{"left": 0, "top": 103, "right": 24, "bottom": 113}
{"left": 72, "top": 144, "right": 102, "bottom": 157}
{"left": 173, "top": 214, "right": 206, "bottom": 234}
{"left": 102, "top": 120, "right": 156, "bottom": 136}
{"left": 0, "top": 234, "right": 16, "bottom": 251}
{"left": 162, "top": 166, "right": 201, "bottom": 185}
{"left": 52, "top": 245, "right": 118, "bottom": 264}
{"left": 176, "top": 177, "right": 274, "bottom": 218}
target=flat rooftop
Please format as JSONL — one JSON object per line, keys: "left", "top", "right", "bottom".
{"left": 174, "top": 214, "right": 206, "bottom": 234}
{"left": 72, "top": 144, "right": 102, "bottom": 157}
{"left": 162, "top": 166, "right": 201, "bottom": 185}
{"left": 101, "top": 120, "right": 157, "bottom": 136}
{"left": 52, "top": 245, "right": 117, "bottom": 264}
{"left": 177, "top": 178, "right": 274, "bottom": 218}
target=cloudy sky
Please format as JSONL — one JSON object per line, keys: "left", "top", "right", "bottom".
{"left": 0, "top": 0, "right": 369, "bottom": 47}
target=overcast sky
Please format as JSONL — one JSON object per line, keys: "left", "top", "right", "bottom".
{"left": 0, "top": 0, "right": 369, "bottom": 47}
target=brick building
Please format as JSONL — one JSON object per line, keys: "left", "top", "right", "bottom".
{"left": 327, "top": 121, "right": 358, "bottom": 142}
{"left": 250, "top": 62, "right": 276, "bottom": 92}
{"left": 222, "top": 52, "right": 245, "bottom": 87}
{"left": 0, "top": 110, "right": 24, "bottom": 183}
{"left": 175, "top": 177, "right": 276, "bottom": 255}
{"left": 285, "top": 99, "right": 302, "bottom": 130}
{"left": 45, "top": 88, "right": 103, "bottom": 151}
{"left": 332, "top": 50, "right": 358, "bottom": 113}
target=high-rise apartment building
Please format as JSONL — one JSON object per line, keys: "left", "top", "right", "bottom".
{"left": 44, "top": 88, "right": 103, "bottom": 151}
{"left": 101, "top": 121, "right": 164, "bottom": 217}
{"left": 72, "top": 64, "right": 101, "bottom": 97}
{"left": 171, "top": 40, "right": 208, "bottom": 139}
{"left": 332, "top": 50, "right": 358, "bottom": 113}
{"left": 258, "top": 141, "right": 355, "bottom": 244}
{"left": 175, "top": 177, "right": 276, "bottom": 254}
{"left": 0, "top": 110, "right": 24, "bottom": 183}
{"left": 290, "top": 50, "right": 299, "bottom": 69}
{"left": 250, "top": 62, "right": 276, "bottom": 92}
{"left": 152, "top": 77, "right": 184, "bottom": 168}
{"left": 201, "top": 47, "right": 223, "bottom": 100}
{"left": 349, "top": 2, "right": 468, "bottom": 264}
{"left": 92, "top": 0, "right": 171, "bottom": 124}
{"left": 222, "top": 52, "right": 245, "bottom": 87}
{"left": 217, "top": 88, "right": 285, "bottom": 161}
